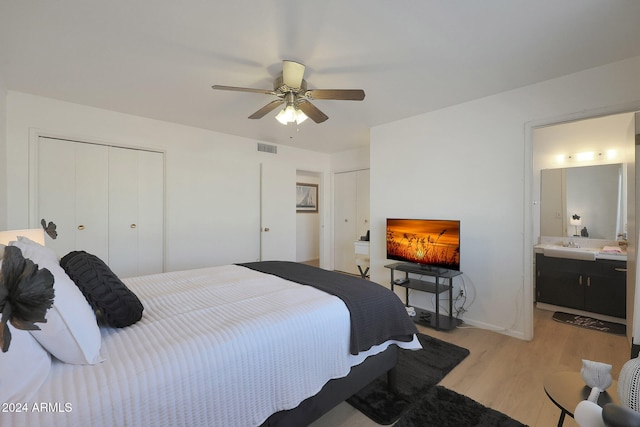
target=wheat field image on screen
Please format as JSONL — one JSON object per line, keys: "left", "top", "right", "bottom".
{"left": 386, "top": 219, "right": 460, "bottom": 269}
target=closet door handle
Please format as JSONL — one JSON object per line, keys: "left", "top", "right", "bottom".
{"left": 77, "top": 225, "right": 85, "bottom": 231}
{"left": 130, "top": 224, "right": 137, "bottom": 229}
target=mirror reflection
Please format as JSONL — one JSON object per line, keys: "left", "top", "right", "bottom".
{"left": 540, "top": 163, "right": 624, "bottom": 240}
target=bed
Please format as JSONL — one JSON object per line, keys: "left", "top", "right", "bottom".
{"left": 0, "top": 233, "right": 420, "bottom": 427}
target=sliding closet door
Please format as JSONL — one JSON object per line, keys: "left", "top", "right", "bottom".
{"left": 333, "top": 171, "right": 358, "bottom": 274}
{"left": 108, "top": 147, "right": 164, "bottom": 278}
{"left": 37, "top": 137, "right": 109, "bottom": 260}
{"left": 333, "top": 169, "right": 369, "bottom": 274}
{"left": 35, "top": 136, "right": 164, "bottom": 278}
{"left": 108, "top": 147, "right": 139, "bottom": 278}
{"left": 75, "top": 143, "right": 110, "bottom": 258}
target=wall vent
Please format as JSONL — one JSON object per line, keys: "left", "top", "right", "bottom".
{"left": 257, "top": 143, "right": 277, "bottom": 154}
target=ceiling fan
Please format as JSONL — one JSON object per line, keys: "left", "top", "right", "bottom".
{"left": 211, "top": 60, "right": 365, "bottom": 124}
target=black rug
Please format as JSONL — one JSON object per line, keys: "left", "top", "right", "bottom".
{"left": 346, "top": 333, "right": 470, "bottom": 424}
{"left": 394, "top": 385, "right": 528, "bottom": 427}
{"left": 552, "top": 311, "right": 626, "bottom": 335}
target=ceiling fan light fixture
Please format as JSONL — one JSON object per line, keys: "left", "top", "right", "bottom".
{"left": 275, "top": 105, "right": 307, "bottom": 125}
{"left": 212, "top": 60, "right": 364, "bottom": 124}
{"left": 295, "top": 109, "right": 308, "bottom": 125}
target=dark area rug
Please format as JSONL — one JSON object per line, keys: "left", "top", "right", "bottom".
{"left": 346, "top": 333, "right": 470, "bottom": 425}
{"left": 394, "top": 385, "right": 528, "bottom": 427}
{"left": 552, "top": 311, "right": 626, "bottom": 335}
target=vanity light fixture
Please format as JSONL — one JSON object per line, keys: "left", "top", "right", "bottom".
{"left": 564, "top": 149, "right": 618, "bottom": 163}
{"left": 576, "top": 151, "right": 595, "bottom": 162}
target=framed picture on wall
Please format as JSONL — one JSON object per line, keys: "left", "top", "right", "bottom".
{"left": 296, "top": 183, "right": 318, "bottom": 213}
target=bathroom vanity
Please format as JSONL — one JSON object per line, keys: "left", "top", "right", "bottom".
{"left": 534, "top": 242, "right": 627, "bottom": 319}
{"left": 536, "top": 161, "right": 629, "bottom": 321}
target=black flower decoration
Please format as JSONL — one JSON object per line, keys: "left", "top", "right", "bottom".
{"left": 0, "top": 246, "right": 55, "bottom": 352}
{"left": 41, "top": 218, "right": 58, "bottom": 240}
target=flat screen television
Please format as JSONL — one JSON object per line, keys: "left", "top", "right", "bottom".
{"left": 386, "top": 218, "right": 460, "bottom": 272}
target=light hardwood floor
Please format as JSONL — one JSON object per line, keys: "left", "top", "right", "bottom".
{"left": 311, "top": 308, "right": 630, "bottom": 427}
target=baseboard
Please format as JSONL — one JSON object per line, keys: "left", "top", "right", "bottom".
{"left": 458, "top": 318, "right": 527, "bottom": 341}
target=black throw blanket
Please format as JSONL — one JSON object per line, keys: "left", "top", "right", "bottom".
{"left": 237, "top": 261, "right": 418, "bottom": 355}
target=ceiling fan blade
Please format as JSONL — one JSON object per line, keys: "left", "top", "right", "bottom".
{"left": 282, "top": 60, "right": 305, "bottom": 89}
{"left": 248, "top": 99, "right": 284, "bottom": 119}
{"left": 297, "top": 100, "right": 328, "bottom": 123}
{"left": 306, "top": 89, "right": 365, "bottom": 101}
{"left": 212, "top": 85, "right": 276, "bottom": 96}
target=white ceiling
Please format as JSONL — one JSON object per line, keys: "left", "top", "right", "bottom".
{"left": 1, "top": 1, "right": 640, "bottom": 154}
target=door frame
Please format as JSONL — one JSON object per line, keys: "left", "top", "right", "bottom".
{"left": 295, "top": 169, "right": 323, "bottom": 266}
{"left": 524, "top": 101, "right": 640, "bottom": 343}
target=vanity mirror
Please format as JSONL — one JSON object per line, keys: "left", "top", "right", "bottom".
{"left": 540, "top": 163, "right": 624, "bottom": 239}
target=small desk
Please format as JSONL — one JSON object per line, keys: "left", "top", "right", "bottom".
{"left": 544, "top": 371, "right": 619, "bottom": 427}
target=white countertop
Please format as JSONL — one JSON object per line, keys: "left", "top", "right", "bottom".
{"left": 534, "top": 243, "right": 627, "bottom": 261}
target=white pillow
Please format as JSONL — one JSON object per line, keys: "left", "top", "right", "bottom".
{"left": 10, "top": 236, "right": 103, "bottom": 365}
{"left": 0, "top": 323, "right": 52, "bottom": 403}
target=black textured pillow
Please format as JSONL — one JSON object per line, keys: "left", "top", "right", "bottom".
{"left": 60, "top": 251, "right": 143, "bottom": 327}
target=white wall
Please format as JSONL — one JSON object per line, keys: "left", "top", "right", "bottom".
{"left": 6, "top": 92, "right": 332, "bottom": 272}
{"left": 0, "top": 73, "right": 7, "bottom": 231}
{"left": 370, "top": 55, "right": 640, "bottom": 340}
{"left": 331, "top": 145, "right": 370, "bottom": 173}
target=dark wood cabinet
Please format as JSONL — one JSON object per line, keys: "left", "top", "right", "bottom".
{"left": 535, "top": 253, "right": 626, "bottom": 318}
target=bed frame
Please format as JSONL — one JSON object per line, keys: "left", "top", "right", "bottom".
{"left": 262, "top": 344, "right": 398, "bottom": 426}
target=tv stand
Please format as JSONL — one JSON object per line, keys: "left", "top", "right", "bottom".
{"left": 385, "top": 262, "right": 462, "bottom": 331}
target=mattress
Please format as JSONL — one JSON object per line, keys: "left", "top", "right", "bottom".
{"left": 8, "top": 265, "right": 420, "bottom": 427}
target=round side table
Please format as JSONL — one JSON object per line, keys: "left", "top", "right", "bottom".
{"left": 544, "top": 371, "right": 619, "bottom": 427}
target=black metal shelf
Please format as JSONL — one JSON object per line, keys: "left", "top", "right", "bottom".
{"left": 385, "top": 262, "right": 462, "bottom": 331}
{"left": 412, "top": 307, "right": 461, "bottom": 330}
{"left": 396, "top": 278, "right": 451, "bottom": 294}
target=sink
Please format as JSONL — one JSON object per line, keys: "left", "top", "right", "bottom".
{"left": 536, "top": 241, "right": 627, "bottom": 261}
{"left": 542, "top": 246, "right": 597, "bottom": 261}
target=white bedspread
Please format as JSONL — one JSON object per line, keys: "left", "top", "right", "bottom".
{"left": 7, "top": 265, "right": 420, "bottom": 427}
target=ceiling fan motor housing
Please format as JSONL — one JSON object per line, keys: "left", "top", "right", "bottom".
{"left": 274, "top": 75, "right": 307, "bottom": 95}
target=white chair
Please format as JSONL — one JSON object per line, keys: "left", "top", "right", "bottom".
{"left": 575, "top": 357, "right": 640, "bottom": 427}
{"left": 354, "top": 240, "right": 370, "bottom": 279}
{"left": 356, "top": 256, "right": 369, "bottom": 279}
